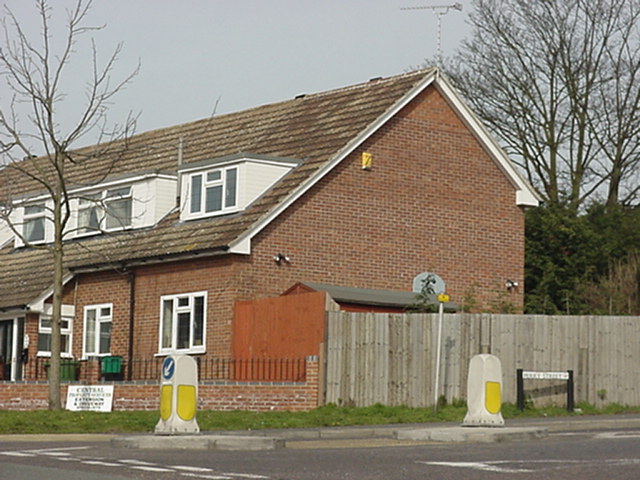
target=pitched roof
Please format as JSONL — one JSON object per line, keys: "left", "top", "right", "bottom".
{"left": 0, "top": 68, "right": 537, "bottom": 311}
{"left": 285, "top": 281, "right": 459, "bottom": 311}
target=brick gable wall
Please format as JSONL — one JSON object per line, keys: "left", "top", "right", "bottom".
{"left": 244, "top": 86, "right": 525, "bottom": 310}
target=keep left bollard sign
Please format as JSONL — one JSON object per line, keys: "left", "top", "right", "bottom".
{"left": 154, "top": 354, "right": 200, "bottom": 435}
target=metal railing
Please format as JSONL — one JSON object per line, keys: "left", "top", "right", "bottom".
{"left": 25, "top": 356, "right": 307, "bottom": 382}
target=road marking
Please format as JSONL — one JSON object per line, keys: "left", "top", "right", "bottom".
{"left": 1, "top": 446, "right": 89, "bottom": 458}
{"left": 172, "top": 465, "right": 216, "bottom": 472}
{"left": 420, "top": 461, "right": 533, "bottom": 473}
{"left": 131, "top": 465, "right": 177, "bottom": 472}
{"left": 595, "top": 431, "right": 640, "bottom": 440}
{"left": 1, "top": 447, "right": 273, "bottom": 479}
{"left": 0, "top": 451, "right": 36, "bottom": 457}
{"left": 222, "top": 474, "right": 271, "bottom": 479}
{"left": 181, "top": 474, "right": 235, "bottom": 480}
{"left": 82, "top": 460, "right": 125, "bottom": 467}
{"left": 421, "top": 458, "right": 640, "bottom": 473}
{"left": 119, "top": 458, "right": 159, "bottom": 465}
{"left": 23, "top": 447, "right": 89, "bottom": 453}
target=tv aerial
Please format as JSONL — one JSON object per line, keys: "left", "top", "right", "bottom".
{"left": 401, "top": 3, "right": 463, "bottom": 66}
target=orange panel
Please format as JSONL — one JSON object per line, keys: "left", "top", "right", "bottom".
{"left": 233, "top": 291, "right": 327, "bottom": 358}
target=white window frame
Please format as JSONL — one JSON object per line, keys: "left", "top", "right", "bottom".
{"left": 23, "top": 203, "right": 46, "bottom": 244}
{"left": 37, "top": 316, "right": 73, "bottom": 358}
{"left": 77, "top": 187, "right": 133, "bottom": 236}
{"left": 158, "top": 291, "right": 207, "bottom": 354}
{"left": 187, "top": 166, "right": 238, "bottom": 219}
{"left": 83, "top": 304, "right": 113, "bottom": 357}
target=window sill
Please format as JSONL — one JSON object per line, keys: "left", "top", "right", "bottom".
{"left": 155, "top": 349, "right": 205, "bottom": 357}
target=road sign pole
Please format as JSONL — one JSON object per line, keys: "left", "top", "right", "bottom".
{"left": 433, "top": 296, "right": 446, "bottom": 413}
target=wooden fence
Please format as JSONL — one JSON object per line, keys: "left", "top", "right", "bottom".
{"left": 324, "top": 312, "right": 640, "bottom": 408}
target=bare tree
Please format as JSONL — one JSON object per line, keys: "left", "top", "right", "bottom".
{"left": 446, "top": 0, "right": 640, "bottom": 210}
{"left": 0, "top": 0, "right": 138, "bottom": 409}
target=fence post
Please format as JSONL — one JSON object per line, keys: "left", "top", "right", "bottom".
{"left": 516, "top": 368, "right": 524, "bottom": 411}
{"left": 567, "top": 370, "right": 574, "bottom": 412}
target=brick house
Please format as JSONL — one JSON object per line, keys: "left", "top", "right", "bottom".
{"left": 0, "top": 69, "right": 538, "bottom": 400}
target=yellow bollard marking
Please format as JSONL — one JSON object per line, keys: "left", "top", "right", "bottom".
{"left": 160, "top": 385, "right": 173, "bottom": 420}
{"left": 177, "top": 384, "right": 196, "bottom": 421}
{"left": 485, "top": 381, "right": 501, "bottom": 414}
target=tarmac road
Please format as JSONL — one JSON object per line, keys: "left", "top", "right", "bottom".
{"left": 1, "top": 414, "right": 639, "bottom": 480}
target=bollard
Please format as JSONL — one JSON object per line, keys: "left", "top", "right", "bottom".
{"left": 462, "top": 354, "right": 504, "bottom": 427}
{"left": 154, "top": 354, "right": 200, "bottom": 435}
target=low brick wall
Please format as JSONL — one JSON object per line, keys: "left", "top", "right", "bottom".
{"left": 0, "top": 357, "right": 320, "bottom": 412}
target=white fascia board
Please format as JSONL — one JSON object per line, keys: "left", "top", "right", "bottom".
{"left": 68, "top": 171, "right": 177, "bottom": 196}
{"left": 178, "top": 153, "right": 302, "bottom": 174}
{"left": 228, "top": 70, "right": 439, "bottom": 255}
{"left": 434, "top": 75, "right": 540, "bottom": 207}
{"left": 26, "top": 273, "right": 76, "bottom": 315}
{"left": 13, "top": 172, "right": 177, "bottom": 204}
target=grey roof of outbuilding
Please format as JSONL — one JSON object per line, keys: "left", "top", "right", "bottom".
{"left": 300, "top": 282, "right": 459, "bottom": 311}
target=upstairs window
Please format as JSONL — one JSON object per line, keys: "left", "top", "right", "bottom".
{"left": 189, "top": 167, "right": 238, "bottom": 217}
{"left": 77, "top": 187, "right": 132, "bottom": 235}
{"left": 23, "top": 204, "right": 46, "bottom": 243}
{"left": 78, "top": 193, "right": 101, "bottom": 234}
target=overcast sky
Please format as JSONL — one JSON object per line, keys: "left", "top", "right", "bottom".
{"left": 2, "top": 0, "right": 471, "bottom": 146}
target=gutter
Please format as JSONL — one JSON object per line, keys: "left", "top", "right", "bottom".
{"left": 68, "top": 245, "right": 230, "bottom": 274}
{"left": 0, "top": 304, "right": 28, "bottom": 313}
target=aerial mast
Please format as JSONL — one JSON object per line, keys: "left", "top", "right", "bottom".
{"left": 401, "top": 3, "right": 463, "bottom": 66}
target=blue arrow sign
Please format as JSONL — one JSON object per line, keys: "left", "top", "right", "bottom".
{"left": 162, "top": 357, "right": 175, "bottom": 380}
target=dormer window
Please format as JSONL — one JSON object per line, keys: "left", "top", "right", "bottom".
{"left": 105, "top": 187, "right": 133, "bottom": 230}
{"left": 189, "top": 167, "right": 238, "bottom": 217}
{"left": 77, "top": 186, "right": 132, "bottom": 235}
{"left": 179, "top": 153, "right": 302, "bottom": 222}
{"left": 23, "top": 204, "right": 46, "bottom": 243}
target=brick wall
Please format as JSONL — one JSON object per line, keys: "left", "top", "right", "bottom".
{"left": 243, "top": 86, "right": 525, "bottom": 310}
{"left": 0, "top": 357, "right": 320, "bottom": 412}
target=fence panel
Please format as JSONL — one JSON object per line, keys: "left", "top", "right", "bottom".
{"left": 325, "top": 312, "right": 640, "bottom": 408}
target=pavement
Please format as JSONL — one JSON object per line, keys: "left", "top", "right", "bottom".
{"left": 3, "top": 414, "right": 640, "bottom": 451}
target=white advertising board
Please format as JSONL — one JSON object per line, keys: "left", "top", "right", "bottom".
{"left": 66, "top": 385, "right": 115, "bottom": 412}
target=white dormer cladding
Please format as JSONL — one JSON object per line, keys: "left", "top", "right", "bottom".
{"left": 178, "top": 153, "right": 302, "bottom": 221}
{"left": 12, "top": 171, "right": 177, "bottom": 247}
{"left": 0, "top": 218, "right": 13, "bottom": 247}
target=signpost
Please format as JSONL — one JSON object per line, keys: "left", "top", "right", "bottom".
{"left": 433, "top": 293, "right": 450, "bottom": 412}
{"left": 516, "top": 369, "right": 574, "bottom": 412}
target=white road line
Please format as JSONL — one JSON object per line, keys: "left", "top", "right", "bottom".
{"left": 119, "top": 459, "right": 159, "bottom": 465}
{"left": 181, "top": 474, "right": 234, "bottom": 480}
{"left": 596, "top": 431, "right": 640, "bottom": 439}
{"left": 222, "top": 474, "right": 271, "bottom": 479}
{"left": 0, "top": 452, "right": 36, "bottom": 457}
{"left": 82, "top": 460, "right": 126, "bottom": 467}
{"left": 172, "top": 465, "right": 216, "bottom": 472}
{"left": 419, "top": 461, "right": 533, "bottom": 473}
{"left": 23, "top": 447, "right": 89, "bottom": 453}
{"left": 131, "top": 465, "right": 177, "bottom": 472}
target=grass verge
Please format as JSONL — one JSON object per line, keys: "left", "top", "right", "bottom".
{"left": 1, "top": 402, "right": 638, "bottom": 435}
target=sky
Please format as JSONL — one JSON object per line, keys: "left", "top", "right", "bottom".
{"left": 1, "top": 0, "right": 472, "bottom": 147}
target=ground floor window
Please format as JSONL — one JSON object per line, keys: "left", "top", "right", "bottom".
{"left": 37, "top": 316, "right": 72, "bottom": 356}
{"left": 159, "top": 291, "right": 206, "bottom": 354}
{"left": 83, "top": 304, "right": 112, "bottom": 357}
